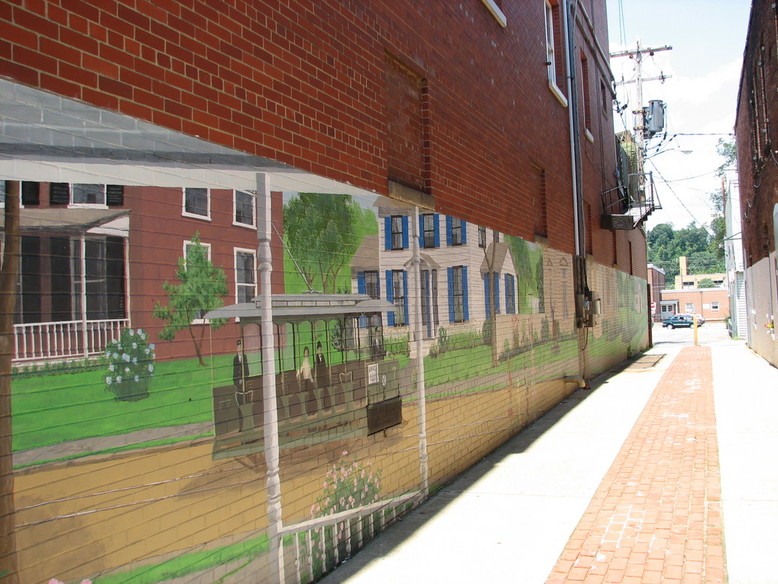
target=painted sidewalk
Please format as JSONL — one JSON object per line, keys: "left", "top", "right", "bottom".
{"left": 318, "top": 325, "right": 778, "bottom": 584}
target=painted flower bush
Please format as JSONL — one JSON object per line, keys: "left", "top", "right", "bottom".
{"left": 307, "top": 451, "right": 383, "bottom": 577}
{"left": 104, "top": 328, "right": 156, "bottom": 401}
{"left": 311, "top": 451, "right": 382, "bottom": 518}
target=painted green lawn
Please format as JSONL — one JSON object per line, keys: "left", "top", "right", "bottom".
{"left": 12, "top": 355, "right": 233, "bottom": 453}
{"left": 91, "top": 534, "right": 269, "bottom": 584}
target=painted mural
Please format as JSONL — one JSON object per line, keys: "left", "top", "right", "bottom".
{"left": 7, "top": 186, "right": 648, "bottom": 583}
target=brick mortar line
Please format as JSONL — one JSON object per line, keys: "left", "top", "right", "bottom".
{"left": 546, "top": 346, "right": 726, "bottom": 584}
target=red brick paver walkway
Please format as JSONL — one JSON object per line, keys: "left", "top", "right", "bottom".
{"left": 546, "top": 346, "right": 726, "bottom": 584}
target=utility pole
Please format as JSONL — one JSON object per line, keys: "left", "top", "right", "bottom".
{"left": 611, "top": 41, "right": 672, "bottom": 200}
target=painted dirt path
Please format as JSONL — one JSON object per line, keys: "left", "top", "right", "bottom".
{"left": 546, "top": 345, "right": 725, "bottom": 584}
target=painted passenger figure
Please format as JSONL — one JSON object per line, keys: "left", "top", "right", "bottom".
{"left": 297, "top": 346, "right": 316, "bottom": 415}
{"left": 315, "top": 341, "right": 331, "bottom": 409}
{"left": 233, "top": 339, "right": 253, "bottom": 432}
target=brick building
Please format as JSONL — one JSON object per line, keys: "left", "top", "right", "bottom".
{"left": 735, "top": 0, "right": 777, "bottom": 366}
{"left": 0, "top": 2, "right": 652, "bottom": 582}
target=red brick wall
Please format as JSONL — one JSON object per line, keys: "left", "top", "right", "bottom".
{"left": 736, "top": 0, "right": 777, "bottom": 267}
{"left": 2, "top": 0, "right": 646, "bottom": 277}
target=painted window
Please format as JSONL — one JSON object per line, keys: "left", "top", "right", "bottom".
{"left": 505, "top": 273, "right": 517, "bottom": 314}
{"left": 357, "top": 270, "right": 380, "bottom": 300}
{"left": 357, "top": 270, "right": 381, "bottom": 328}
{"left": 478, "top": 226, "right": 487, "bottom": 249}
{"left": 385, "top": 270, "right": 409, "bottom": 326}
{"left": 234, "top": 190, "right": 256, "bottom": 228}
{"left": 385, "top": 215, "right": 409, "bottom": 250}
{"left": 235, "top": 248, "right": 256, "bottom": 303}
{"left": 420, "top": 213, "right": 440, "bottom": 248}
{"left": 183, "top": 187, "right": 210, "bottom": 220}
{"left": 448, "top": 266, "right": 469, "bottom": 323}
{"left": 446, "top": 216, "right": 467, "bottom": 246}
{"left": 48, "top": 183, "right": 124, "bottom": 207}
{"left": 685, "top": 302, "right": 695, "bottom": 313}
{"left": 711, "top": 302, "right": 719, "bottom": 311}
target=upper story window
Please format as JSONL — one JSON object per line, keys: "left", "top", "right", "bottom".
{"left": 234, "top": 190, "right": 256, "bottom": 228}
{"left": 183, "top": 187, "right": 210, "bottom": 220}
{"left": 545, "top": 0, "right": 567, "bottom": 106}
{"left": 420, "top": 213, "right": 440, "bottom": 248}
{"left": 446, "top": 216, "right": 467, "bottom": 246}
{"left": 235, "top": 248, "right": 257, "bottom": 303}
{"left": 48, "top": 183, "right": 124, "bottom": 207}
{"left": 480, "top": 0, "right": 507, "bottom": 27}
{"left": 478, "top": 226, "right": 487, "bottom": 249}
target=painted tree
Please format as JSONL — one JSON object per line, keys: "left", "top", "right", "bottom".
{"left": 153, "top": 233, "right": 228, "bottom": 366}
{"left": 283, "top": 193, "right": 365, "bottom": 293}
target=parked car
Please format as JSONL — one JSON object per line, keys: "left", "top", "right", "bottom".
{"left": 678, "top": 313, "right": 705, "bottom": 326}
{"left": 662, "top": 315, "right": 694, "bottom": 329}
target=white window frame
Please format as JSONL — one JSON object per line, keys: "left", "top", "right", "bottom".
{"left": 480, "top": 0, "right": 507, "bottom": 27}
{"left": 233, "top": 190, "right": 256, "bottom": 229}
{"left": 711, "top": 302, "right": 720, "bottom": 311}
{"left": 184, "top": 239, "right": 212, "bottom": 323}
{"left": 71, "top": 183, "right": 107, "bottom": 208}
{"left": 182, "top": 187, "right": 211, "bottom": 221}
{"left": 545, "top": 0, "right": 568, "bottom": 107}
{"left": 685, "top": 302, "right": 695, "bottom": 313}
{"left": 234, "top": 247, "right": 257, "bottom": 304}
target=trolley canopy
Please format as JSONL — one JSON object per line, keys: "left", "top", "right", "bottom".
{"left": 205, "top": 293, "right": 396, "bottom": 322}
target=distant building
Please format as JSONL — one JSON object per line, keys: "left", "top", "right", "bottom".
{"left": 673, "top": 256, "right": 725, "bottom": 290}
{"left": 660, "top": 287, "right": 730, "bottom": 322}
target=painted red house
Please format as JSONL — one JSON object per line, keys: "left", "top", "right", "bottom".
{"left": 10, "top": 181, "right": 285, "bottom": 363}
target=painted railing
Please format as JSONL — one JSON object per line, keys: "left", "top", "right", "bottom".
{"left": 13, "top": 318, "right": 129, "bottom": 362}
{"left": 280, "top": 491, "right": 420, "bottom": 584}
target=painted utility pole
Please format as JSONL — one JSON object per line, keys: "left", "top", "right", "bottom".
{"left": 256, "top": 173, "right": 285, "bottom": 584}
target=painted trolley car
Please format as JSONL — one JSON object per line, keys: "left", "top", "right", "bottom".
{"left": 206, "top": 293, "right": 403, "bottom": 459}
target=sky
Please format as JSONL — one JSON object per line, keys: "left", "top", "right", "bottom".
{"left": 606, "top": 0, "right": 753, "bottom": 232}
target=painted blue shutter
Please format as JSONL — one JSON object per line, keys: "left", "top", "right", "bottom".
{"left": 386, "top": 270, "right": 395, "bottom": 327}
{"left": 419, "top": 215, "right": 425, "bottom": 248}
{"left": 402, "top": 271, "right": 409, "bottom": 325}
{"left": 484, "top": 274, "right": 491, "bottom": 319}
{"left": 462, "top": 267, "right": 469, "bottom": 321}
{"left": 433, "top": 214, "right": 440, "bottom": 247}
{"left": 445, "top": 216, "right": 453, "bottom": 246}
{"left": 384, "top": 217, "right": 392, "bottom": 250}
{"left": 402, "top": 216, "right": 409, "bottom": 249}
{"left": 494, "top": 273, "right": 500, "bottom": 314}
{"left": 447, "top": 267, "right": 455, "bottom": 323}
{"left": 461, "top": 220, "right": 467, "bottom": 244}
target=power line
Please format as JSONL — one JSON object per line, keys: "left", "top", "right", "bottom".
{"left": 646, "top": 158, "right": 711, "bottom": 233}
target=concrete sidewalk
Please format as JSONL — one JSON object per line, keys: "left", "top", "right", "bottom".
{"left": 319, "top": 325, "right": 778, "bottom": 584}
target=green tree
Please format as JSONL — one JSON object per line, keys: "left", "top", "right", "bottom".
{"left": 647, "top": 223, "right": 724, "bottom": 287}
{"left": 698, "top": 278, "right": 716, "bottom": 289}
{"left": 715, "top": 138, "right": 737, "bottom": 178}
{"left": 283, "top": 193, "right": 366, "bottom": 293}
{"left": 153, "top": 233, "right": 228, "bottom": 366}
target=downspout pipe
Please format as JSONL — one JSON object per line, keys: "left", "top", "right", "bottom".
{"left": 562, "top": 0, "right": 584, "bottom": 259}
